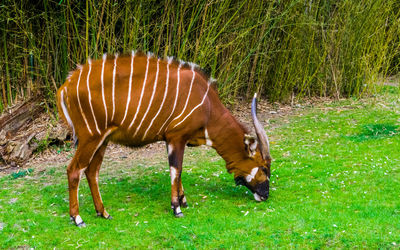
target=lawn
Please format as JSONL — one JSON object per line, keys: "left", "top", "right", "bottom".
{"left": 1, "top": 87, "right": 399, "bottom": 248}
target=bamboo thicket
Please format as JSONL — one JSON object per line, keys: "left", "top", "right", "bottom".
{"left": 0, "top": 0, "right": 399, "bottom": 112}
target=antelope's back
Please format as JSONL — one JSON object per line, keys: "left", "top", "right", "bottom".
{"left": 59, "top": 53, "right": 215, "bottom": 146}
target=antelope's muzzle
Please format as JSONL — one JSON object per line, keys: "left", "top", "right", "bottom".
{"left": 254, "top": 181, "right": 269, "bottom": 201}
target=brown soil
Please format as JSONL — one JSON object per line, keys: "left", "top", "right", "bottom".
{"left": 0, "top": 96, "right": 337, "bottom": 177}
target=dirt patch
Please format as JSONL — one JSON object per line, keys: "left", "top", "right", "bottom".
{"left": 0, "top": 96, "right": 342, "bottom": 177}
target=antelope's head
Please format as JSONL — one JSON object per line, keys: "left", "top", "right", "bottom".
{"left": 234, "top": 94, "right": 271, "bottom": 202}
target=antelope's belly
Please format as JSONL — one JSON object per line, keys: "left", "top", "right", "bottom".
{"left": 108, "top": 128, "right": 163, "bottom": 147}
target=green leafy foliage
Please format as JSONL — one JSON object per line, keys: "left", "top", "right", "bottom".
{"left": 0, "top": 0, "right": 399, "bottom": 112}
{"left": 10, "top": 169, "right": 33, "bottom": 180}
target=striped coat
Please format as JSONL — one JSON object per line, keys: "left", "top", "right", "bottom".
{"left": 57, "top": 51, "right": 271, "bottom": 227}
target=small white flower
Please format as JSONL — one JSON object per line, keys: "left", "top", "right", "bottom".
{"left": 333, "top": 224, "right": 337, "bottom": 227}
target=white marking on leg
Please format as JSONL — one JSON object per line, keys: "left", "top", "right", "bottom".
{"left": 96, "top": 170, "right": 103, "bottom": 204}
{"left": 135, "top": 58, "right": 160, "bottom": 139}
{"left": 101, "top": 53, "right": 108, "bottom": 129}
{"left": 175, "top": 206, "right": 182, "bottom": 214}
{"left": 167, "top": 65, "right": 196, "bottom": 129}
{"left": 87, "top": 59, "right": 101, "bottom": 134}
{"left": 204, "top": 128, "right": 213, "bottom": 146}
{"left": 121, "top": 51, "right": 135, "bottom": 125}
{"left": 128, "top": 52, "right": 151, "bottom": 129}
{"left": 111, "top": 54, "right": 118, "bottom": 121}
{"left": 76, "top": 67, "right": 93, "bottom": 135}
{"left": 246, "top": 167, "right": 259, "bottom": 182}
{"left": 143, "top": 57, "right": 172, "bottom": 139}
{"left": 167, "top": 144, "right": 174, "bottom": 156}
{"left": 75, "top": 215, "right": 83, "bottom": 225}
{"left": 157, "top": 63, "right": 182, "bottom": 134}
{"left": 170, "top": 167, "right": 177, "bottom": 185}
{"left": 173, "top": 81, "right": 211, "bottom": 129}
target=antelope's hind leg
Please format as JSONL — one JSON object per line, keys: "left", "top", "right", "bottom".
{"left": 67, "top": 155, "right": 86, "bottom": 227}
{"left": 67, "top": 137, "right": 108, "bottom": 227}
{"left": 85, "top": 143, "right": 112, "bottom": 220}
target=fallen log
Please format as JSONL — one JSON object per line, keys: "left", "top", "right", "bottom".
{"left": 0, "top": 97, "right": 69, "bottom": 170}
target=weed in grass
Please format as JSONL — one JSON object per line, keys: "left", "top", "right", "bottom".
{"left": 346, "top": 124, "right": 400, "bottom": 142}
{"left": 10, "top": 168, "right": 33, "bottom": 180}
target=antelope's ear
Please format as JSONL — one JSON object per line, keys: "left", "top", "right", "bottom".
{"left": 244, "top": 134, "right": 258, "bottom": 157}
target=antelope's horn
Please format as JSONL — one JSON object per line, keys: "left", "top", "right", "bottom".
{"left": 251, "top": 93, "right": 271, "bottom": 160}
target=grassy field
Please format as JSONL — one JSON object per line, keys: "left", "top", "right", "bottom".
{"left": 1, "top": 87, "right": 400, "bottom": 248}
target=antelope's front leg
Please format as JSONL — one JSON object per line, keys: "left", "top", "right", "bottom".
{"left": 167, "top": 140, "right": 186, "bottom": 217}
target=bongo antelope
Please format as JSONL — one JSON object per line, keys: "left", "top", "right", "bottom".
{"left": 57, "top": 51, "right": 271, "bottom": 227}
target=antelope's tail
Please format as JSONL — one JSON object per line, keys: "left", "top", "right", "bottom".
{"left": 56, "top": 84, "right": 78, "bottom": 146}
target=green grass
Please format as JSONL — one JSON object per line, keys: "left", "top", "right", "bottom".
{"left": 1, "top": 88, "right": 400, "bottom": 248}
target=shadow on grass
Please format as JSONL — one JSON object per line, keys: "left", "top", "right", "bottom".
{"left": 345, "top": 123, "right": 400, "bottom": 142}
{"left": 98, "top": 171, "right": 248, "bottom": 209}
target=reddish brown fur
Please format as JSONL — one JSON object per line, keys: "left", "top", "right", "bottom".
{"left": 57, "top": 52, "right": 270, "bottom": 226}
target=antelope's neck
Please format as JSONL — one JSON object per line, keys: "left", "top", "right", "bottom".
{"left": 207, "top": 106, "right": 247, "bottom": 171}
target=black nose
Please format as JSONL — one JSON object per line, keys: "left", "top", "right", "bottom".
{"left": 260, "top": 193, "right": 268, "bottom": 201}
{"left": 255, "top": 181, "right": 269, "bottom": 199}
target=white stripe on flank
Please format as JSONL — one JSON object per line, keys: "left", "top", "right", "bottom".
{"left": 173, "top": 81, "right": 211, "bottom": 129}
{"left": 111, "top": 54, "right": 118, "bottom": 121}
{"left": 143, "top": 57, "right": 172, "bottom": 140}
{"left": 128, "top": 53, "right": 151, "bottom": 129}
{"left": 60, "top": 88, "right": 75, "bottom": 137}
{"left": 157, "top": 63, "right": 182, "bottom": 134}
{"left": 121, "top": 51, "right": 135, "bottom": 125}
{"left": 101, "top": 53, "right": 108, "bottom": 129}
{"left": 76, "top": 67, "right": 93, "bottom": 135}
{"left": 87, "top": 59, "right": 101, "bottom": 134}
{"left": 135, "top": 58, "right": 160, "bottom": 138}
{"left": 88, "top": 128, "right": 115, "bottom": 163}
{"left": 167, "top": 65, "right": 196, "bottom": 129}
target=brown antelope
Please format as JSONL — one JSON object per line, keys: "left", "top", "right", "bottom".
{"left": 56, "top": 51, "right": 271, "bottom": 227}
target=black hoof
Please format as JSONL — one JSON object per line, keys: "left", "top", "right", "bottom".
{"left": 175, "top": 212, "right": 184, "bottom": 218}
{"left": 97, "top": 212, "right": 112, "bottom": 220}
{"left": 70, "top": 216, "right": 86, "bottom": 227}
{"left": 77, "top": 221, "right": 86, "bottom": 228}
